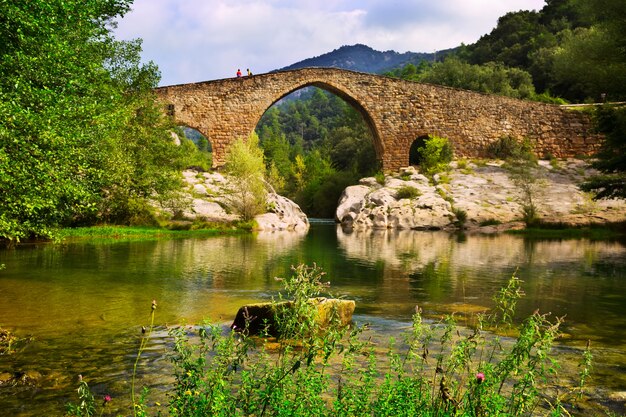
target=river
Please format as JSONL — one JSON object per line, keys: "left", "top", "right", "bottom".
{"left": 1, "top": 224, "right": 625, "bottom": 415}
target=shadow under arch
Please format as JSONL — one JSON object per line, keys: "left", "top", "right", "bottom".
{"left": 409, "top": 134, "right": 430, "bottom": 166}
{"left": 255, "top": 80, "right": 384, "bottom": 163}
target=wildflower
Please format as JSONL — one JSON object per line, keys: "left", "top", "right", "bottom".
{"left": 476, "top": 372, "right": 485, "bottom": 384}
{"left": 184, "top": 389, "right": 192, "bottom": 396}
{"left": 152, "top": 299, "right": 157, "bottom": 311}
{"left": 103, "top": 394, "right": 111, "bottom": 402}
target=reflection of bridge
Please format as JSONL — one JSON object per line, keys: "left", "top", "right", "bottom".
{"left": 155, "top": 68, "right": 601, "bottom": 172}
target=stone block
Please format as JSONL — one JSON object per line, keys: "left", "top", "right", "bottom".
{"left": 231, "top": 298, "right": 356, "bottom": 337}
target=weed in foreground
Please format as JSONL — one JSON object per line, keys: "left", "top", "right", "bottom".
{"left": 68, "top": 265, "right": 595, "bottom": 416}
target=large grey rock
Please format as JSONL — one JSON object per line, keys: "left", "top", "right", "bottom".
{"left": 336, "top": 185, "right": 371, "bottom": 222}
{"left": 339, "top": 159, "right": 626, "bottom": 232}
{"left": 255, "top": 193, "right": 309, "bottom": 232}
{"left": 338, "top": 173, "right": 456, "bottom": 231}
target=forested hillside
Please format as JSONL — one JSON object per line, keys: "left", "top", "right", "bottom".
{"left": 279, "top": 44, "right": 455, "bottom": 74}
{"left": 387, "top": 0, "right": 626, "bottom": 103}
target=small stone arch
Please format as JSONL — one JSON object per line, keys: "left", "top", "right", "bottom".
{"left": 408, "top": 134, "right": 430, "bottom": 166}
{"left": 178, "top": 125, "right": 212, "bottom": 152}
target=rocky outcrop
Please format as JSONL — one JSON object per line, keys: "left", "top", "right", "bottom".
{"left": 163, "top": 170, "right": 309, "bottom": 232}
{"left": 337, "top": 167, "right": 457, "bottom": 231}
{"left": 337, "top": 160, "right": 626, "bottom": 232}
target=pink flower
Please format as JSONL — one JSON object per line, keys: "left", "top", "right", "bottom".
{"left": 476, "top": 372, "right": 485, "bottom": 384}
{"left": 104, "top": 394, "right": 112, "bottom": 403}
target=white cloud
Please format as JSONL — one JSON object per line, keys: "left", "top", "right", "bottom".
{"left": 114, "top": 0, "right": 546, "bottom": 85}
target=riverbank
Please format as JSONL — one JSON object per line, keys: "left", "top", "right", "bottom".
{"left": 57, "top": 224, "right": 251, "bottom": 243}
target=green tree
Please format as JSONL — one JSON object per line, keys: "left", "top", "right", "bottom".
{"left": 0, "top": 0, "right": 186, "bottom": 242}
{"left": 415, "top": 135, "right": 453, "bottom": 176}
{"left": 552, "top": 15, "right": 626, "bottom": 101}
{"left": 581, "top": 106, "right": 626, "bottom": 199}
{"left": 419, "top": 57, "right": 537, "bottom": 99}
{"left": 224, "top": 133, "right": 267, "bottom": 221}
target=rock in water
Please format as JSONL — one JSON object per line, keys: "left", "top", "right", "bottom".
{"left": 231, "top": 298, "right": 355, "bottom": 337}
{"left": 254, "top": 193, "right": 309, "bottom": 232}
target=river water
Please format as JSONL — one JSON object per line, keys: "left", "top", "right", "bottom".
{"left": 1, "top": 224, "right": 625, "bottom": 415}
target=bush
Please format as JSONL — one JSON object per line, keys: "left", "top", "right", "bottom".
{"left": 453, "top": 207, "right": 467, "bottom": 226}
{"left": 395, "top": 186, "right": 421, "bottom": 200}
{"left": 416, "top": 135, "right": 454, "bottom": 176}
{"left": 486, "top": 136, "right": 535, "bottom": 161}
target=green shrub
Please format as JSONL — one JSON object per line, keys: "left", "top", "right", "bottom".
{"left": 479, "top": 219, "right": 502, "bottom": 227}
{"left": 486, "top": 136, "right": 535, "bottom": 161}
{"left": 453, "top": 207, "right": 467, "bottom": 226}
{"left": 417, "top": 135, "right": 454, "bottom": 176}
{"left": 395, "top": 186, "right": 421, "bottom": 200}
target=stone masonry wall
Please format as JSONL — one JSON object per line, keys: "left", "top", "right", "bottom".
{"left": 155, "top": 68, "right": 602, "bottom": 172}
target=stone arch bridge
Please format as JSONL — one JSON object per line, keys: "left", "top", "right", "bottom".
{"left": 155, "top": 67, "right": 600, "bottom": 172}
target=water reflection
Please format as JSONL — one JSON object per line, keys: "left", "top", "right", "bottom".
{"left": 1, "top": 226, "right": 626, "bottom": 415}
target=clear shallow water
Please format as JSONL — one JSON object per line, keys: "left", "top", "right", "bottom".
{"left": 1, "top": 225, "right": 626, "bottom": 415}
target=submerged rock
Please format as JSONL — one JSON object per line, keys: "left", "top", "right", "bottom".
{"left": 231, "top": 298, "right": 355, "bottom": 337}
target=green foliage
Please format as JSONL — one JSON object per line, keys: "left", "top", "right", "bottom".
{"left": 486, "top": 136, "right": 535, "bottom": 160}
{"left": 581, "top": 105, "right": 626, "bottom": 199}
{"left": 0, "top": 326, "right": 31, "bottom": 355}
{"left": 420, "top": 57, "right": 537, "bottom": 99}
{"left": 415, "top": 135, "right": 453, "bottom": 176}
{"left": 0, "top": 0, "right": 188, "bottom": 242}
{"left": 453, "top": 207, "right": 468, "bottom": 227}
{"left": 65, "top": 376, "right": 108, "bottom": 417}
{"left": 395, "top": 186, "right": 421, "bottom": 200}
{"left": 504, "top": 143, "right": 543, "bottom": 226}
{"left": 385, "top": 0, "right": 624, "bottom": 103}
{"left": 224, "top": 133, "right": 267, "bottom": 221}
{"left": 551, "top": 0, "right": 626, "bottom": 101}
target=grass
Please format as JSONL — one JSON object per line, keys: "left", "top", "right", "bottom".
{"left": 57, "top": 223, "right": 252, "bottom": 243}
{"left": 507, "top": 222, "right": 626, "bottom": 240}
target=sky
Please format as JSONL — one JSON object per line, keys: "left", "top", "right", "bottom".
{"left": 113, "top": 0, "right": 547, "bottom": 86}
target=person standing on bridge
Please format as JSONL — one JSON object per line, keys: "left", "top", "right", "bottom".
{"left": 247, "top": 68, "right": 252, "bottom": 76}
{"left": 236, "top": 69, "right": 242, "bottom": 77}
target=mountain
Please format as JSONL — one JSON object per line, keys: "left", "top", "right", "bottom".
{"left": 278, "top": 43, "right": 456, "bottom": 74}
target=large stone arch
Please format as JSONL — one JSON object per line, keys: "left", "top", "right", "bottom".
{"left": 155, "top": 67, "right": 602, "bottom": 172}
{"left": 252, "top": 80, "right": 384, "bottom": 159}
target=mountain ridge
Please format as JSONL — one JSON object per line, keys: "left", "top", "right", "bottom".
{"left": 277, "top": 43, "right": 457, "bottom": 74}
